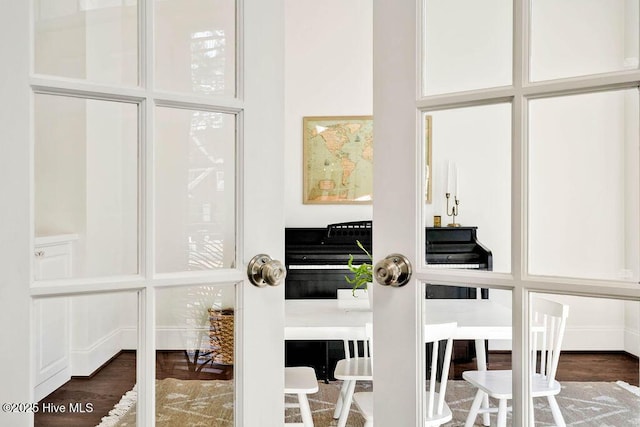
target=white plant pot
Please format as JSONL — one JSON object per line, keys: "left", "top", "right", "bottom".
{"left": 337, "top": 287, "right": 371, "bottom": 310}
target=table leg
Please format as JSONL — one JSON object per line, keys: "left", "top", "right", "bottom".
{"left": 324, "top": 341, "right": 330, "bottom": 383}
{"left": 475, "top": 339, "right": 490, "bottom": 426}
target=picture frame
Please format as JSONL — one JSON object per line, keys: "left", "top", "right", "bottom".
{"left": 425, "top": 114, "right": 432, "bottom": 204}
{"left": 303, "top": 116, "right": 373, "bottom": 204}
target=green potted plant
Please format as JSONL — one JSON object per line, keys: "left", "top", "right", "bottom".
{"left": 345, "top": 240, "right": 373, "bottom": 297}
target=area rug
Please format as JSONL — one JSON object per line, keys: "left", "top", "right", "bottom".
{"left": 97, "top": 379, "right": 640, "bottom": 426}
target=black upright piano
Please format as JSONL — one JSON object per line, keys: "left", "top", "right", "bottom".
{"left": 285, "top": 220, "right": 372, "bottom": 299}
{"left": 284, "top": 221, "right": 492, "bottom": 379}
{"left": 425, "top": 226, "right": 492, "bottom": 299}
{"left": 284, "top": 221, "right": 372, "bottom": 380}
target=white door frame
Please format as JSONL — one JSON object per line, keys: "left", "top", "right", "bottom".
{"left": 0, "top": 0, "right": 284, "bottom": 425}
{"left": 0, "top": 1, "right": 32, "bottom": 426}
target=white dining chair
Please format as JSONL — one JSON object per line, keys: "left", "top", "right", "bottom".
{"left": 284, "top": 366, "right": 319, "bottom": 427}
{"left": 332, "top": 319, "right": 372, "bottom": 427}
{"left": 352, "top": 322, "right": 458, "bottom": 427}
{"left": 336, "top": 288, "right": 370, "bottom": 362}
{"left": 462, "top": 297, "right": 569, "bottom": 427}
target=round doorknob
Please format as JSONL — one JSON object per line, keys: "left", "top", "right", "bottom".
{"left": 247, "top": 254, "right": 287, "bottom": 287}
{"left": 374, "top": 254, "right": 412, "bottom": 287}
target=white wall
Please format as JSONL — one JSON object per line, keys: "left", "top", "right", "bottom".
{"left": 70, "top": 293, "right": 136, "bottom": 376}
{"left": 284, "top": 0, "right": 373, "bottom": 226}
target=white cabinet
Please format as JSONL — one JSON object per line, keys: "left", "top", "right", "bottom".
{"left": 33, "top": 234, "right": 77, "bottom": 402}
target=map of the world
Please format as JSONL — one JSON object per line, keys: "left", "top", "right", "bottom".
{"left": 303, "top": 116, "right": 373, "bottom": 203}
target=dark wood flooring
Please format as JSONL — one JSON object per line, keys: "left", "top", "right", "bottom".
{"left": 35, "top": 351, "right": 136, "bottom": 427}
{"left": 35, "top": 350, "right": 232, "bottom": 427}
{"left": 35, "top": 350, "right": 638, "bottom": 427}
{"left": 453, "top": 351, "right": 639, "bottom": 385}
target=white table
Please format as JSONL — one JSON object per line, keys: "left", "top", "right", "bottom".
{"left": 285, "top": 298, "right": 512, "bottom": 427}
{"left": 285, "top": 298, "right": 512, "bottom": 342}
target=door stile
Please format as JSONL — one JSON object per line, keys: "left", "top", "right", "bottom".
{"left": 1, "top": 1, "right": 31, "bottom": 425}
{"left": 139, "top": 0, "right": 154, "bottom": 413}
{"left": 372, "top": 0, "right": 423, "bottom": 425}
{"left": 138, "top": 287, "right": 155, "bottom": 426}
{"left": 239, "top": 0, "right": 286, "bottom": 425}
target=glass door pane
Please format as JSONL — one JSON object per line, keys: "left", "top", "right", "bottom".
{"left": 34, "top": 94, "right": 139, "bottom": 279}
{"left": 424, "top": 103, "right": 511, "bottom": 274}
{"left": 422, "top": 283, "right": 514, "bottom": 425}
{"left": 34, "top": 291, "right": 138, "bottom": 426}
{"left": 527, "top": 292, "right": 640, "bottom": 424}
{"left": 422, "top": 0, "right": 512, "bottom": 95}
{"left": 34, "top": 0, "right": 138, "bottom": 85}
{"left": 154, "top": 107, "right": 236, "bottom": 273}
{"left": 530, "top": 0, "right": 640, "bottom": 82}
{"left": 528, "top": 89, "right": 640, "bottom": 281}
{"left": 155, "top": 0, "right": 237, "bottom": 97}
{"left": 155, "top": 284, "right": 235, "bottom": 425}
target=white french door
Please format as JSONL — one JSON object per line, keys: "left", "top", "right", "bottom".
{"left": 0, "top": 0, "right": 284, "bottom": 426}
{"left": 372, "top": 0, "right": 640, "bottom": 426}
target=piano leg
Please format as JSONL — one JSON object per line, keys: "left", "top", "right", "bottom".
{"left": 475, "top": 338, "right": 491, "bottom": 426}
{"left": 324, "top": 341, "right": 330, "bottom": 384}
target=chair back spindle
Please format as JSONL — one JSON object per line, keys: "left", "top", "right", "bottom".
{"left": 531, "top": 297, "right": 569, "bottom": 387}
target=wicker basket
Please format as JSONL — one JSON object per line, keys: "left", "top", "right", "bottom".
{"left": 208, "top": 308, "right": 235, "bottom": 365}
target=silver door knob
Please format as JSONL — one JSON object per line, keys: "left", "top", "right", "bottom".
{"left": 374, "top": 254, "right": 412, "bottom": 287}
{"left": 247, "top": 254, "right": 287, "bottom": 287}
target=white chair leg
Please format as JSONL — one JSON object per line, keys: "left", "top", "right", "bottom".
{"left": 529, "top": 396, "right": 535, "bottom": 426}
{"left": 497, "top": 398, "right": 507, "bottom": 427}
{"left": 481, "top": 393, "right": 491, "bottom": 426}
{"left": 297, "top": 392, "right": 314, "bottom": 427}
{"left": 336, "top": 380, "right": 356, "bottom": 427}
{"left": 547, "top": 395, "right": 566, "bottom": 427}
{"left": 474, "top": 339, "right": 491, "bottom": 427}
{"left": 464, "top": 389, "right": 485, "bottom": 427}
{"left": 333, "top": 380, "right": 348, "bottom": 418}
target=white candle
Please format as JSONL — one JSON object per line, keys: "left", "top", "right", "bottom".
{"left": 446, "top": 161, "right": 452, "bottom": 194}
{"left": 454, "top": 163, "right": 458, "bottom": 198}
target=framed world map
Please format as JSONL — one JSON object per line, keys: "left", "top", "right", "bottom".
{"left": 303, "top": 116, "right": 373, "bottom": 204}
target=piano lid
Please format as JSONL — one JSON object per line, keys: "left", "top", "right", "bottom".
{"left": 426, "top": 226, "right": 492, "bottom": 270}
{"left": 285, "top": 220, "right": 372, "bottom": 266}
{"left": 285, "top": 221, "right": 491, "bottom": 270}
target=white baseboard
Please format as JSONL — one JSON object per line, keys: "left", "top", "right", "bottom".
{"left": 70, "top": 328, "right": 122, "bottom": 376}
{"left": 624, "top": 328, "right": 640, "bottom": 357}
{"left": 156, "top": 327, "right": 211, "bottom": 350}
{"left": 72, "top": 327, "right": 212, "bottom": 376}
{"left": 34, "top": 366, "right": 71, "bottom": 402}
{"left": 120, "top": 326, "right": 137, "bottom": 350}
{"left": 489, "top": 327, "right": 626, "bottom": 352}
{"left": 121, "top": 326, "right": 211, "bottom": 350}
{"left": 562, "top": 327, "right": 624, "bottom": 351}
